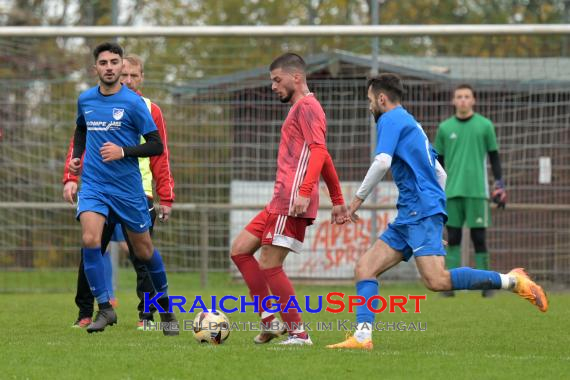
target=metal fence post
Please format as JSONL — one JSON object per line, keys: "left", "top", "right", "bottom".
{"left": 461, "top": 226, "right": 470, "bottom": 267}
{"left": 200, "top": 209, "right": 209, "bottom": 289}
{"left": 110, "top": 241, "right": 119, "bottom": 294}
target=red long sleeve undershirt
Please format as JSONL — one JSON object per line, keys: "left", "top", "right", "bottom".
{"left": 298, "top": 144, "right": 344, "bottom": 206}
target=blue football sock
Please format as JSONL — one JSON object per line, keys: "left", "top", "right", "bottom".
{"left": 145, "top": 248, "right": 168, "bottom": 297}
{"left": 356, "top": 279, "right": 379, "bottom": 324}
{"left": 449, "top": 267, "right": 502, "bottom": 290}
{"left": 102, "top": 251, "right": 115, "bottom": 300}
{"left": 82, "top": 247, "right": 110, "bottom": 304}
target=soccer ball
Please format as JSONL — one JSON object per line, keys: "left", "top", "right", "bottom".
{"left": 192, "top": 310, "right": 230, "bottom": 344}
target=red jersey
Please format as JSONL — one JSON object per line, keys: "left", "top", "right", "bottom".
{"left": 267, "top": 94, "right": 326, "bottom": 219}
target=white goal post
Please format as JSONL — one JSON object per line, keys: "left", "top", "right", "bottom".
{"left": 1, "top": 24, "right": 570, "bottom": 37}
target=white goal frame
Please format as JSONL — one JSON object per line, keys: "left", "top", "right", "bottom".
{"left": 1, "top": 24, "right": 570, "bottom": 37}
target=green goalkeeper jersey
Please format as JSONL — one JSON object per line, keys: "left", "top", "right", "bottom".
{"left": 434, "top": 113, "right": 498, "bottom": 199}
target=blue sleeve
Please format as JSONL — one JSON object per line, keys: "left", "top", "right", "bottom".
{"left": 374, "top": 117, "right": 402, "bottom": 157}
{"left": 131, "top": 97, "right": 157, "bottom": 136}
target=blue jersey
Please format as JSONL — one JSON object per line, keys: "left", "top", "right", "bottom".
{"left": 375, "top": 106, "right": 446, "bottom": 223}
{"left": 76, "top": 85, "right": 157, "bottom": 197}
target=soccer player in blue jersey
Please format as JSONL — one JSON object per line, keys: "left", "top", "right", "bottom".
{"left": 327, "top": 74, "right": 548, "bottom": 350}
{"left": 68, "top": 42, "right": 177, "bottom": 334}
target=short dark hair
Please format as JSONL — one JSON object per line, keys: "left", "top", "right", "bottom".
{"left": 93, "top": 42, "right": 124, "bottom": 61}
{"left": 454, "top": 83, "right": 476, "bottom": 98}
{"left": 367, "top": 73, "right": 405, "bottom": 103}
{"left": 269, "top": 53, "right": 306, "bottom": 73}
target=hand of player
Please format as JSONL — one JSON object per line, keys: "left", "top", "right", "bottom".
{"left": 69, "top": 158, "right": 82, "bottom": 176}
{"left": 491, "top": 179, "right": 507, "bottom": 209}
{"left": 63, "top": 181, "right": 78, "bottom": 205}
{"left": 100, "top": 142, "right": 124, "bottom": 162}
{"left": 290, "top": 195, "right": 310, "bottom": 217}
{"left": 348, "top": 197, "right": 364, "bottom": 223}
{"left": 331, "top": 204, "right": 351, "bottom": 225}
{"left": 159, "top": 205, "right": 172, "bottom": 222}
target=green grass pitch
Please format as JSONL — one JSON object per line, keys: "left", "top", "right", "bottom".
{"left": 2, "top": 271, "right": 568, "bottom": 379}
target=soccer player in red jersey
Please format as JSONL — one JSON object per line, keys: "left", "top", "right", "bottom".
{"left": 231, "top": 53, "right": 350, "bottom": 345}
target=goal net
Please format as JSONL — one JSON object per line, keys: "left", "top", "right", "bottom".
{"left": 1, "top": 28, "right": 569, "bottom": 291}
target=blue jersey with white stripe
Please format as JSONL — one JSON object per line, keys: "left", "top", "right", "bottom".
{"left": 375, "top": 106, "right": 446, "bottom": 223}
{"left": 76, "top": 85, "right": 156, "bottom": 197}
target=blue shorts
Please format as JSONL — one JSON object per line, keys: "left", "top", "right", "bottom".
{"left": 380, "top": 214, "right": 446, "bottom": 262}
{"left": 111, "top": 224, "right": 126, "bottom": 242}
{"left": 76, "top": 190, "right": 151, "bottom": 233}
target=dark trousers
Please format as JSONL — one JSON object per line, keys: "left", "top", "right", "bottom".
{"left": 75, "top": 199, "right": 157, "bottom": 320}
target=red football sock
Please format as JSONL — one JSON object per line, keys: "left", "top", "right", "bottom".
{"left": 231, "top": 253, "right": 274, "bottom": 323}
{"left": 262, "top": 266, "right": 303, "bottom": 332}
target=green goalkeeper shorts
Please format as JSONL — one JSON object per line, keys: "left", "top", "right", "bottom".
{"left": 446, "top": 197, "right": 491, "bottom": 228}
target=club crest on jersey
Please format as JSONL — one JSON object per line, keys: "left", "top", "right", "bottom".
{"left": 113, "top": 108, "right": 125, "bottom": 120}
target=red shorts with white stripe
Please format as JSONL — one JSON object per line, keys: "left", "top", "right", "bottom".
{"left": 245, "top": 208, "right": 313, "bottom": 253}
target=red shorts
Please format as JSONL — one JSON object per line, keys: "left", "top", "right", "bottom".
{"left": 245, "top": 208, "right": 313, "bottom": 253}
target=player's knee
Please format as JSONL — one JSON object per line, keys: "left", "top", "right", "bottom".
{"left": 470, "top": 228, "right": 487, "bottom": 252}
{"left": 82, "top": 231, "right": 101, "bottom": 248}
{"left": 230, "top": 238, "right": 248, "bottom": 257}
{"left": 132, "top": 241, "right": 153, "bottom": 261}
{"left": 258, "top": 247, "right": 279, "bottom": 270}
{"left": 355, "top": 260, "right": 376, "bottom": 280}
{"left": 423, "top": 278, "right": 446, "bottom": 292}
{"left": 258, "top": 256, "right": 273, "bottom": 270}
{"left": 423, "top": 272, "right": 451, "bottom": 292}
{"left": 258, "top": 258, "right": 270, "bottom": 270}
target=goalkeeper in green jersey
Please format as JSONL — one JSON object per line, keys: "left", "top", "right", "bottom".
{"left": 434, "top": 84, "right": 507, "bottom": 297}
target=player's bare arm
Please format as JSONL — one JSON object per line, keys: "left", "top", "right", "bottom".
{"left": 63, "top": 181, "right": 78, "bottom": 204}
{"left": 351, "top": 153, "right": 392, "bottom": 221}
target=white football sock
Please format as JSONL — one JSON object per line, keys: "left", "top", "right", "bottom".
{"left": 354, "top": 322, "right": 372, "bottom": 342}
{"left": 499, "top": 273, "right": 515, "bottom": 290}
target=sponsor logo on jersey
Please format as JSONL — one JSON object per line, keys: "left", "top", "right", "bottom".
{"left": 113, "top": 108, "right": 125, "bottom": 120}
{"left": 86, "top": 120, "right": 122, "bottom": 131}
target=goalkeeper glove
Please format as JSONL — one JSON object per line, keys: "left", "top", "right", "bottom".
{"left": 491, "top": 179, "right": 507, "bottom": 209}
